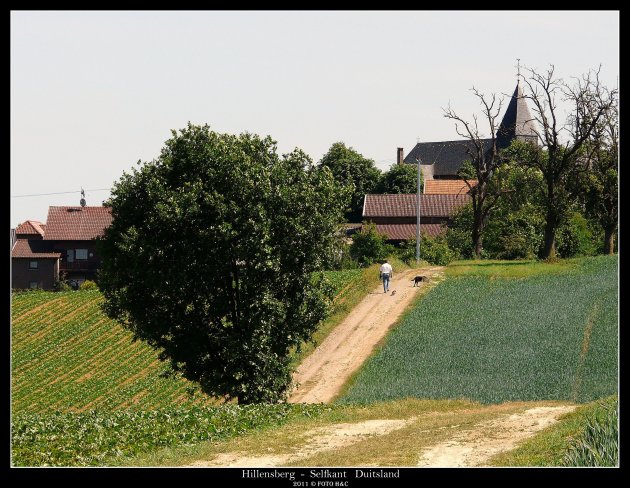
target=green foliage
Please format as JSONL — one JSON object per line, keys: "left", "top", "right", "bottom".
{"left": 11, "top": 404, "right": 328, "bottom": 466}
{"left": 349, "top": 222, "right": 393, "bottom": 266}
{"left": 54, "top": 273, "right": 73, "bottom": 291}
{"left": 378, "top": 163, "right": 422, "bottom": 194}
{"left": 446, "top": 204, "right": 475, "bottom": 259}
{"left": 322, "top": 269, "right": 364, "bottom": 297}
{"left": 319, "top": 142, "right": 381, "bottom": 222}
{"left": 98, "top": 124, "right": 350, "bottom": 404}
{"left": 556, "top": 211, "right": 598, "bottom": 258}
{"left": 79, "top": 280, "right": 98, "bottom": 291}
{"left": 447, "top": 163, "right": 547, "bottom": 260}
{"left": 398, "top": 232, "right": 455, "bottom": 266}
{"left": 562, "top": 400, "right": 618, "bottom": 466}
{"left": 339, "top": 256, "right": 618, "bottom": 405}
{"left": 11, "top": 290, "right": 214, "bottom": 414}
{"left": 325, "top": 234, "right": 358, "bottom": 270}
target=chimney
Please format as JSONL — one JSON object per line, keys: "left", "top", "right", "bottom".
{"left": 397, "top": 148, "right": 404, "bottom": 165}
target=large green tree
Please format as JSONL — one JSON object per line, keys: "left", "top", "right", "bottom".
{"left": 319, "top": 142, "right": 381, "bottom": 222}
{"left": 98, "top": 124, "right": 349, "bottom": 404}
{"left": 378, "top": 163, "right": 423, "bottom": 194}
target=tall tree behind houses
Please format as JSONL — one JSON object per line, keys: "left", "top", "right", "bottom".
{"left": 443, "top": 89, "right": 509, "bottom": 259}
{"left": 518, "top": 65, "right": 617, "bottom": 259}
{"left": 319, "top": 142, "right": 381, "bottom": 222}
{"left": 582, "top": 95, "right": 618, "bottom": 254}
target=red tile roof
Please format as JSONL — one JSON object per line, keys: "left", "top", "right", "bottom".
{"left": 15, "top": 220, "right": 46, "bottom": 237}
{"left": 11, "top": 239, "right": 62, "bottom": 258}
{"left": 375, "top": 224, "right": 445, "bottom": 240}
{"left": 424, "top": 179, "right": 477, "bottom": 195}
{"left": 43, "top": 206, "right": 113, "bottom": 241}
{"left": 362, "top": 194, "right": 470, "bottom": 218}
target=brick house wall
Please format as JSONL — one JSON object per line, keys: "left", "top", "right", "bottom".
{"left": 12, "top": 258, "right": 59, "bottom": 290}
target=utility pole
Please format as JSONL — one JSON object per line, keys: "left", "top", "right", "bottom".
{"left": 416, "top": 156, "right": 421, "bottom": 263}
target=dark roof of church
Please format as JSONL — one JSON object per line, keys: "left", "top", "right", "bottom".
{"left": 403, "top": 139, "right": 494, "bottom": 176}
{"left": 403, "top": 82, "right": 538, "bottom": 176}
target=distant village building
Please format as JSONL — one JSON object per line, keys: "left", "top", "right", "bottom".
{"left": 401, "top": 82, "right": 537, "bottom": 181}
{"left": 11, "top": 206, "right": 112, "bottom": 290}
{"left": 362, "top": 194, "right": 470, "bottom": 243}
{"left": 367, "top": 82, "right": 536, "bottom": 241}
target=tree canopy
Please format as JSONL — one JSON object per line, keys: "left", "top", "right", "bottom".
{"left": 319, "top": 142, "right": 381, "bottom": 222}
{"left": 98, "top": 124, "right": 349, "bottom": 403}
{"left": 379, "top": 163, "right": 423, "bottom": 194}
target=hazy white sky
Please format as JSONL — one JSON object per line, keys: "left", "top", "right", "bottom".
{"left": 10, "top": 10, "right": 619, "bottom": 227}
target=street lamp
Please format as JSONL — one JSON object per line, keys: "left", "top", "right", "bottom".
{"left": 416, "top": 156, "right": 421, "bottom": 263}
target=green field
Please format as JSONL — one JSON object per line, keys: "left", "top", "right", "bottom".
{"left": 12, "top": 290, "right": 217, "bottom": 413}
{"left": 11, "top": 269, "right": 366, "bottom": 414}
{"left": 339, "top": 255, "right": 618, "bottom": 404}
{"left": 12, "top": 403, "right": 328, "bottom": 466}
{"left": 11, "top": 270, "right": 369, "bottom": 465}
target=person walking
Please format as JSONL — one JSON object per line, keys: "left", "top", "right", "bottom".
{"left": 379, "top": 260, "right": 393, "bottom": 293}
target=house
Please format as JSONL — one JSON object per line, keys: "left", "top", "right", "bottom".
{"left": 362, "top": 193, "right": 470, "bottom": 243}
{"left": 11, "top": 206, "right": 112, "bottom": 290}
{"left": 11, "top": 220, "right": 61, "bottom": 290}
{"left": 398, "top": 82, "right": 537, "bottom": 181}
{"left": 423, "top": 179, "right": 477, "bottom": 195}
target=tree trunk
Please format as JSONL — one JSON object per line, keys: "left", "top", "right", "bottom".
{"left": 541, "top": 178, "right": 557, "bottom": 260}
{"left": 472, "top": 210, "right": 483, "bottom": 259}
{"left": 604, "top": 225, "right": 616, "bottom": 255}
{"left": 542, "top": 218, "right": 557, "bottom": 259}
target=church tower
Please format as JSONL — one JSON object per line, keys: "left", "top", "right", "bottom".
{"left": 496, "top": 81, "right": 538, "bottom": 148}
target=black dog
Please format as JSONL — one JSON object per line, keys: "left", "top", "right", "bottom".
{"left": 412, "top": 276, "right": 427, "bottom": 286}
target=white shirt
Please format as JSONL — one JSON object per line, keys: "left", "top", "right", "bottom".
{"left": 379, "top": 263, "right": 393, "bottom": 275}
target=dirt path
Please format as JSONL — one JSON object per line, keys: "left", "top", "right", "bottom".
{"left": 417, "top": 405, "right": 576, "bottom": 467}
{"left": 187, "top": 404, "right": 575, "bottom": 467}
{"left": 288, "top": 266, "right": 444, "bottom": 404}
{"left": 188, "top": 418, "right": 415, "bottom": 467}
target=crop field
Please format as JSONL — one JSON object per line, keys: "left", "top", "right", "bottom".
{"left": 340, "top": 255, "right": 618, "bottom": 405}
{"left": 12, "top": 270, "right": 366, "bottom": 414}
{"left": 11, "top": 290, "right": 216, "bottom": 414}
{"left": 11, "top": 403, "right": 328, "bottom": 466}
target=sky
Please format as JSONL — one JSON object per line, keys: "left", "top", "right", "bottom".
{"left": 10, "top": 10, "right": 619, "bottom": 227}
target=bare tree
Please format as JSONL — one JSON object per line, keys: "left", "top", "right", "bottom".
{"left": 519, "top": 65, "right": 617, "bottom": 259}
{"left": 583, "top": 93, "right": 618, "bottom": 254}
{"left": 444, "top": 89, "right": 509, "bottom": 259}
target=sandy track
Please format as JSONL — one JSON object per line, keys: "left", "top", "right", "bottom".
{"left": 288, "top": 266, "right": 444, "bottom": 404}
{"left": 417, "top": 405, "right": 576, "bottom": 467}
{"left": 188, "top": 418, "right": 414, "bottom": 467}
{"left": 187, "top": 404, "right": 575, "bottom": 467}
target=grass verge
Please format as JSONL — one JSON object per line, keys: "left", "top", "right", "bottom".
{"left": 488, "top": 395, "right": 618, "bottom": 466}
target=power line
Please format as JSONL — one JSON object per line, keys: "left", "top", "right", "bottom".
{"left": 11, "top": 188, "right": 111, "bottom": 198}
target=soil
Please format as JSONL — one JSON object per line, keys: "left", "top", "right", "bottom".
{"left": 288, "top": 266, "right": 444, "bottom": 404}
{"left": 417, "top": 405, "right": 576, "bottom": 467}
{"left": 187, "top": 418, "right": 415, "bottom": 467}
{"left": 187, "top": 405, "right": 575, "bottom": 467}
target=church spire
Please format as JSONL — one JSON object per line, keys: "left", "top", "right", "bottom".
{"left": 497, "top": 77, "right": 537, "bottom": 148}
